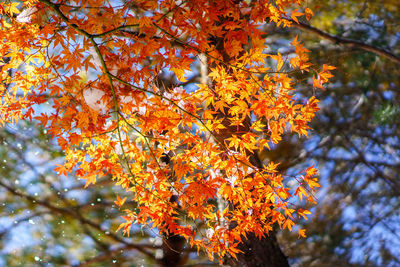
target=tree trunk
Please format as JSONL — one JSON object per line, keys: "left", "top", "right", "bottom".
{"left": 207, "top": 1, "right": 291, "bottom": 266}
{"left": 225, "top": 232, "right": 290, "bottom": 267}
{"left": 161, "top": 233, "right": 186, "bottom": 267}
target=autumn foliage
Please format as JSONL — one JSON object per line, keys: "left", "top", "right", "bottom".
{"left": 0, "top": 0, "right": 334, "bottom": 261}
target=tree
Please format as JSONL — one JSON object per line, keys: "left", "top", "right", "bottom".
{"left": 260, "top": 1, "right": 400, "bottom": 265}
{"left": 0, "top": 0, "right": 334, "bottom": 265}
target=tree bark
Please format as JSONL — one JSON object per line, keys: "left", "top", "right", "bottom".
{"left": 161, "top": 232, "right": 186, "bottom": 267}
{"left": 226, "top": 232, "right": 290, "bottom": 267}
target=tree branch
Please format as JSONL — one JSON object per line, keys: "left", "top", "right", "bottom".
{"left": 288, "top": 19, "right": 400, "bottom": 65}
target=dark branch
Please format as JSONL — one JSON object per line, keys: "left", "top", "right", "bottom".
{"left": 288, "top": 19, "right": 400, "bottom": 65}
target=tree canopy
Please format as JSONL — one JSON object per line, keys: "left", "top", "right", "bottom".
{"left": 0, "top": 0, "right": 337, "bottom": 263}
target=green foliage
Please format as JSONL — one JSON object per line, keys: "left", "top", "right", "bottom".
{"left": 373, "top": 103, "right": 399, "bottom": 125}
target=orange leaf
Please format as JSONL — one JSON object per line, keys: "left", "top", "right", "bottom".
{"left": 114, "top": 195, "right": 127, "bottom": 208}
{"left": 290, "top": 9, "right": 303, "bottom": 24}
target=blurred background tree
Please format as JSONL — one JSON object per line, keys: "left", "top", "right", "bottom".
{"left": 0, "top": 0, "right": 399, "bottom": 266}
{"left": 275, "top": 1, "right": 400, "bottom": 266}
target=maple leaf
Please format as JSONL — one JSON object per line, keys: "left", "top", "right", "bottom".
{"left": 298, "top": 208, "right": 312, "bottom": 220}
{"left": 84, "top": 174, "right": 97, "bottom": 188}
{"left": 5, "top": 2, "right": 20, "bottom": 16}
{"left": 54, "top": 164, "right": 68, "bottom": 177}
{"left": 283, "top": 218, "right": 295, "bottom": 231}
{"left": 290, "top": 9, "right": 303, "bottom": 24}
{"left": 114, "top": 195, "right": 127, "bottom": 208}
{"left": 305, "top": 8, "right": 314, "bottom": 21}
{"left": 298, "top": 228, "right": 306, "bottom": 238}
